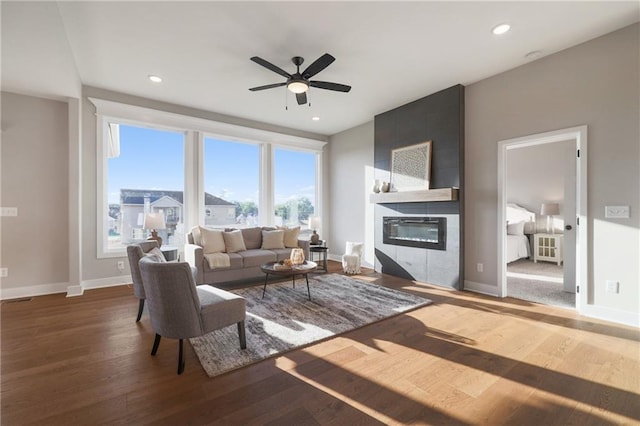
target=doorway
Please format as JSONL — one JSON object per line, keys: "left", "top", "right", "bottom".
{"left": 497, "top": 126, "right": 588, "bottom": 312}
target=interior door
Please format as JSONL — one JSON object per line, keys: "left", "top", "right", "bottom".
{"left": 563, "top": 141, "right": 577, "bottom": 293}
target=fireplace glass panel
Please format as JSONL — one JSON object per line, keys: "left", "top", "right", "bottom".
{"left": 383, "top": 217, "right": 446, "bottom": 250}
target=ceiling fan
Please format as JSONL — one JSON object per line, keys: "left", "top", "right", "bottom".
{"left": 249, "top": 53, "right": 351, "bottom": 105}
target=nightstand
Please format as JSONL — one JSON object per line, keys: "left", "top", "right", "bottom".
{"left": 533, "top": 234, "right": 563, "bottom": 265}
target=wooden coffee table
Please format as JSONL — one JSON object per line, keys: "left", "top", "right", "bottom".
{"left": 260, "top": 261, "right": 317, "bottom": 300}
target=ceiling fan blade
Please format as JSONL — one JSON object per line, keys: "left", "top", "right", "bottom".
{"left": 309, "top": 80, "right": 351, "bottom": 92}
{"left": 296, "top": 92, "right": 307, "bottom": 105}
{"left": 249, "top": 82, "right": 286, "bottom": 91}
{"left": 250, "top": 56, "right": 291, "bottom": 79}
{"left": 302, "top": 53, "right": 335, "bottom": 79}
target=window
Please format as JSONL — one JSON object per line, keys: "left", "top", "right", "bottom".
{"left": 92, "top": 98, "right": 326, "bottom": 258}
{"left": 203, "top": 137, "right": 260, "bottom": 228}
{"left": 274, "top": 147, "right": 317, "bottom": 230}
{"left": 104, "top": 123, "right": 185, "bottom": 253}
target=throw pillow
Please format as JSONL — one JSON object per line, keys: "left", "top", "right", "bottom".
{"left": 278, "top": 226, "right": 300, "bottom": 248}
{"left": 223, "top": 230, "right": 247, "bottom": 253}
{"left": 507, "top": 221, "right": 525, "bottom": 235}
{"left": 190, "top": 226, "right": 202, "bottom": 246}
{"left": 261, "top": 229, "right": 285, "bottom": 250}
{"left": 144, "top": 247, "right": 167, "bottom": 262}
{"left": 241, "top": 227, "right": 263, "bottom": 250}
{"left": 200, "top": 227, "right": 226, "bottom": 254}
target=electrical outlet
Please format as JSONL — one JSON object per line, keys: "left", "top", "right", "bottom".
{"left": 117, "top": 261, "right": 125, "bottom": 271}
{"left": 605, "top": 280, "right": 619, "bottom": 294}
{"left": 0, "top": 268, "right": 7, "bottom": 278}
{"left": 476, "top": 263, "right": 483, "bottom": 273}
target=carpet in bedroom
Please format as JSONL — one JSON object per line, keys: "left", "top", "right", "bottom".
{"left": 507, "top": 258, "right": 574, "bottom": 308}
{"left": 189, "top": 273, "right": 431, "bottom": 378}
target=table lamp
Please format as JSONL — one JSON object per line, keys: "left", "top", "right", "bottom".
{"left": 309, "top": 216, "right": 321, "bottom": 244}
{"left": 540, "top": 203, "right": 560, "bottom": 234}
{"left": 143, "top": 212, "right": 166, "bottom": 247}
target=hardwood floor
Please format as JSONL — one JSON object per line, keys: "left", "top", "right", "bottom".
{"left": 2, "top": 261, "right": 639, "bottom": 425}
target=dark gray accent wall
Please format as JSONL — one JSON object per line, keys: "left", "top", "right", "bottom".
{"left": 373, "top": 84, "right": 464, "bottom": 288}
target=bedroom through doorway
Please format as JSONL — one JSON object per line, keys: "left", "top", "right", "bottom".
{"left": 504, "top": 139, "right": 576, "bottom": 309}
{"left": 498, "top": 126, "right": 588, "bottom": 310}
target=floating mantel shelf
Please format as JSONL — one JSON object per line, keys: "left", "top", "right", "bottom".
{"left": 370, "top": 188, "right": 458, "bottom": 204}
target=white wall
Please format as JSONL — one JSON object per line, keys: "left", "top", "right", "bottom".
{"left": 507, "top": 140, "right": 574, "bottom": 232}
{"left": 327, "top": 121, "right": 374, "bottom": 266}
{"left": 1, "top": 92, "right": 70, "bottom": 297}
{"left": 465, "top": 23, "right": 639, "bottom": 319}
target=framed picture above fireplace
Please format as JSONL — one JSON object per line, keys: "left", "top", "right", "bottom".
{"left": 390, "top": 140, "right": 432, "bottom": 191}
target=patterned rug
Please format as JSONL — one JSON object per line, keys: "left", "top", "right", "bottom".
{"left": 190, "top": 273, "right": 431, "bottom": 378}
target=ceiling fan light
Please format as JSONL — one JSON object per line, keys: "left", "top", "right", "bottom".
{"left": 288, "top": 80, "right": 308, "bottom": 94}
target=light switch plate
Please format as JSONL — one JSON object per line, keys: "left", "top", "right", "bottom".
{"left": 605, "top": 205, "right": 629, "bottom": 219}
{"left": 0, "top": 207, "right": 18, "bottom": 217}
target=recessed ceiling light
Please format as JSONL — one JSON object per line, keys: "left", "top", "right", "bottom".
{"left": 311, "top": 116, "right": 320, "bottom": 121}
{"left": 148, "top": 75, "right": 162, "bottom": 83}
{"left": 492, "top": 23, "right": 511, "bottom": 35}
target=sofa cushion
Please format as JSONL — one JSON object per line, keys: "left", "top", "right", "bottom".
{"left": 278, "top": 226, "right": 300, "bottom": 248}
{"left": 223, "top": 230, "right": 247, "bottom": 253}
{"left": 239, "top": 249, "right": 276, "bottom": 267}
{"left": 241, "top": 227, "right": 263, "bottom": 250}
{"left": 201, "top": 227, "right": 226, "bottom": 254}
{"left": 261, "top": 230, "right": 285, "bottom": 250}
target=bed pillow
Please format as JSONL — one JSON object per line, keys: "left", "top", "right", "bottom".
{"left": 278, "top": 226, "right": 300, "bottom": 248}
{"left": 261, "top": 230, "right": 285, "bottom": 250}
{"left": 223, "top": 229, "right": 247, "bottom": 253}
{"left": 200, "top": 227, "right": 226, "bottom": 254}
{"left": 507, "top": 221, "right": 525, "bottom": 235}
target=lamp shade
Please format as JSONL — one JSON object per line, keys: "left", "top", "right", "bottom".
{"left": 309, "top": 216, "right": 321, "bottom": 230}
{"left": 143, "top": 212, "right": 166, "bottom": 230}
{"left": 540, "top": 203, "right": 560, "bottom": 216}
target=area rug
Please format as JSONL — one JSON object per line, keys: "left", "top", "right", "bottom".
{"left": 190, "top": 273, "right": 431, "bottom": 378}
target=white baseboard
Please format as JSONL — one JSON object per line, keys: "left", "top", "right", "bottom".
{"left": 66, "top": 285, "right": 84, "bottom": 297}
{"left": 1, "top": 282, "right": 69, "bottom": 300}
{"left": 463, "top": 280, "right": 501, "bottom": 297}
{"left": 82, "top": 275, "right": 132, "bottom": 291}
{"left": 581, "top": 304, "right": 640, "bottom": 328}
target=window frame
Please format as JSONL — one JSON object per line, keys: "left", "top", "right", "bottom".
{"left": 272, "top": 144, "right": 323, "bottom": 231}
{"left": 91, "top": 98, "right": 326, "bottom": 258}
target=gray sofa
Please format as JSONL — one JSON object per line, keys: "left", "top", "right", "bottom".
{"left": 184, "top": 226, "right": 310, "bottom": 285}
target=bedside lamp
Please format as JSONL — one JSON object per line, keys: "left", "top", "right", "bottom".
{"left": 143, "top": 212, "right": 166, "bottom": 247}
{"left": 540, "top": 203, "right": 560, "bottom": 234}
{"left": 309, "top": 216, "right": 321, "bottom": 245}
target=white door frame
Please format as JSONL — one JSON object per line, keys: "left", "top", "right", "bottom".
{"left": 497, "top": 126, "right": 588, "bottom": 311}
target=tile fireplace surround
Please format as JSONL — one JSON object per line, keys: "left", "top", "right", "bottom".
{"left": 373, "top": 84, "right": 464, "bottom": 289}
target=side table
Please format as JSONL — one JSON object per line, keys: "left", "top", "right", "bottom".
{"left": 160, "top": 246, "right": 179, "bottom": 262}
{"left": 309, "top": 245, "right": 328, "bottom": 272}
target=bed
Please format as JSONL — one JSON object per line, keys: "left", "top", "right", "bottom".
{"left": 506, "top": 203, "right": 536, "bottom": 263}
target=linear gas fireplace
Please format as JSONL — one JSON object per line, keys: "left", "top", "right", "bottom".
{"left": 383, "top": 216, "right": 446, "bottom": 250}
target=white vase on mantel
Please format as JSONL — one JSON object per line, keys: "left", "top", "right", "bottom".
{"left": 372, "top": 179, "right": 380, "bottom": 193}
{"left": 381, "top": 182, "right": 390, "bottom": 193}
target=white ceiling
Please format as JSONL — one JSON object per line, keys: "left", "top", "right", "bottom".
{"left": 2, "top": 1, "right": 638, "bottom": 136}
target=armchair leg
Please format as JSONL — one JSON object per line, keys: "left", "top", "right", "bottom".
{"left": 151, "top": 333, "right": 161, "bottom": 356}
{"left": 136, "top": 299, "right": 145, "bottom": 322}
{"left": 177, "top": 339, "right": 185, "bottom": 375}
{"left": 238, "top": 321, "right": 247, "bottom": 349}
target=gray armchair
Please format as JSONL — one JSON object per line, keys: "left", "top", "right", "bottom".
{"left": 127, "top": 241, "right": 162, "bottom": 322}
{"left": 138, "top": 257, "right": 247, "bottom": 374}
